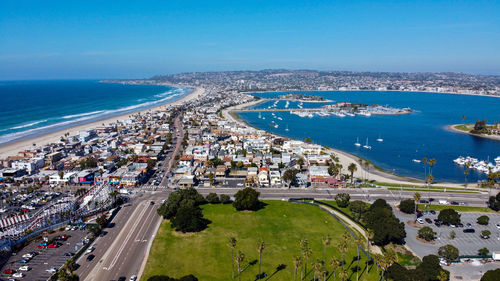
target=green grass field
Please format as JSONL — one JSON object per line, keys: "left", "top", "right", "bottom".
{"left": 417, "top": 204, "right": 495, "bottom": 213}
{"left": 142, "top": 201, "right": 378, "bottom": 281}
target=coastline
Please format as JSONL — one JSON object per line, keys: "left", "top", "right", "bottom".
{"left": 223, "top": 100, "right": 472, "bottom": 189}
{"left": 242, "top": 89, "right": 500, "bottom": 99}
{"left": 0, "top": 87, "right": 204, "bottom": 159}
{"left": 446, "top": 124, "right": 500, "bottom": 141}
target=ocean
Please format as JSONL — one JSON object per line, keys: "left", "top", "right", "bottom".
{"left": 0, "top": 80, "right": 190, "bottom": 145}
{"left": 239, "top": 91, "right": 500, "bottom": 183}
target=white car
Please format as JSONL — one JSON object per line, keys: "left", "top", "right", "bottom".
{"left": 86, "top": 246, "right": 95, "bottom": 254}
{"left": 18, "top": 266, "right": 31, "bottom": 271}
{"left": 130, "top": 275, "right": 137, "bottom": 281}
{"left": 46, "top": 267, "right": 57, "bottom": 273}
{"left": 22, "top": 253, "right": 34, "bottom": 259}
{"left": 417, "top": 218, "right": 424, "bottom": 224}
{"left": 496, "top": 223, "right": 500, "bottom": 229}
{"left": 13, "top": 272, "right": 24, "bottom": 278}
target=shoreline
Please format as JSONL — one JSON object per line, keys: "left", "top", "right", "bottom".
{"left": 446, "top": 124, "right": 500, "bottom": 141}
{"left": 223, "top": 100, "right": 472, "bottom": 188}
{"left": 0, "top": 87, "right": 204, "bottom": 159}
{"left": 242, "top": 89, "right": 500, "bottom": 99}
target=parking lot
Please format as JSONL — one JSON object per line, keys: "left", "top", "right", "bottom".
{"left": 395, "top": 209, "right": 500, "bottom": 257}
{"left": 0, "top": 228, "right": 87, "bottom": 280}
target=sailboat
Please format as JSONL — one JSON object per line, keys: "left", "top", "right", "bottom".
{"left": 354, "top": 137, "right": 361, "bottom": 147}
{"left": 376, "top": 134, "right": 383, "bottom": 142}
{"left": 258, "top": 112, "right": 262, "bottom": 119}
{"left": 363, "top": 138, "right": 371, "bottom": 149}
{"left": 285, "top": 124, "right": 289, "bottom": 131}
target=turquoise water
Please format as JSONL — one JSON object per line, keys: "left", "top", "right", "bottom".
{"left": 0, "top": 80, "right": 189, "bottom": 145}
{"left": 239, "top": 91, "right": 500, "bottom": 183}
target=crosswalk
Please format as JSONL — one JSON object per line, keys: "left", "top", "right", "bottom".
{"left": 140, "top": 185, "right": 169, "bottom": 190}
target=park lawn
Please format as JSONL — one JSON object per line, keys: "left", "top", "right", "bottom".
{"left": 142, "top": 201, "right": 378, "bottom": 281}
{"left": 417, "top": 204, "right": 495, "bottom": 213}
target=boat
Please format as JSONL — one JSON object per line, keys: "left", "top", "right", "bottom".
{"left": 285, "top": 124, "right": 289, "bottom": 131}
{"left": 376, "top": 134, "right": 384, "bottom": 142}
{"left": 363, "top": 138, "right": 371, "bottom": 149}
{"left": 258, "top": 112, "right": 262, "bottom": 119}
{"left": 354, "top": 137, "right": 361, "bottom": 147}
{"left": 412, "top": 159, "right": 421, "bottom": 163}
{"left": 274, "top": 124, "right": 279, "bottom": 128}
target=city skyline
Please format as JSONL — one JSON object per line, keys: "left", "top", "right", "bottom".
{"left": 1, "top": 0, "right": 500, "bottom": 80}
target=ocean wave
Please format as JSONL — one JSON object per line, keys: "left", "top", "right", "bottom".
{"left": 61, "top": 111, "right": 105, "bottom": 119}
{"left": 0, "top": 119, "right": 49, "bottom": 132}
{"left": 0, "top": 87, "right": 190, "bottom": 145}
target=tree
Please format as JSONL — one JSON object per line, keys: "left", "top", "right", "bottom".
{"left": 299, "top": 239, "right": 309, "bottom": 280}
{"left": 477, "top": 215, "right": 490, "bottom": 225}
{"left": 339, "top": 232, "right": 350, "bottom": 270}
{"left": 304, "top": 137, "right": 311, "bottom": 143}
{"left": 438, "top": 209, "right": 461, "bottom": 225}
{"left": 293, "top": 256, "right": 302, "bottom": 281}
{"left": 96, "top": 215, "right": 108, "bottom": 229}
{"left": 330, "top": 257, "right": 340, "bottom": 281}
{"left": 233, "top": 187, "right": 261, "bottom": 211}
{"left": 399, "top": 199, "right": 416, "bottom": 214}
{"left": 418, "top": 226, "right": 437, "bottom": 241}
{"left": 478, "top": 247, "right": 489, "bottom": 257}
{"left": 235, "top": 251, "right": 245, "bottom": 281}
{"left": 157, "top": 188, "right": 206, "bottom": 219}
{"left": 228, "top": 238, "right": 237, "bottom": 279}
{"left": 257, "top": 241, "right": 265, "bottom": 280}
{"left": 449, "top": 230, "right": 456, "bottom": 240}
{"left": 438, "top": 244, "right": 459, "bottom": 260}
{"left": 205, "top": 193, "right": 220, "bottom": 204}
{"left": 220, "top": 194, "right": 231, "bottom": 204}
{"left": 364, "top": 199, "right": 406, "bottom": 246}
{"left": 321, "top": 235, "right": 331, "bottom": 262}
{"left": 481, "top": 230, "right": 491, "bottom": 238}
{"left": 347, "top": 163, "right": 357, "bottom": 184}
{"left": 170, "top": 202, "right": 209, "bottom": 233}
{"left": 488, "top": 191, "right": 500, "bottom": 211}
{"left": 437, "top": 270, "right": 448, "bottom": 281}
{"left": 335, "top": 193, "right": 350, "bottom": 208}
{"left": 303, "top": 246, "right": 312, "bottom": 280}
{"left": 354, "top": 237, "right": 364, "bottom": 281}
{"left": 349, "top": 200, "right": 368, "bottom": 220}
{"left": 413, "top": 192, "right": 421, "bottom": 221}
{"left": 338, "top": 268, "right": 348, "bottom": 281}
{"left": 481, "top": 268, "right": 500, "bottom": 281}
{"left": 311, "top": 259, "right": 323, "bottom": 281}
{"left": 297, "top": 157, "right": 304, "bottom": 166}
{"left": 282, "top": 169, "right": 299, "bottom": 188}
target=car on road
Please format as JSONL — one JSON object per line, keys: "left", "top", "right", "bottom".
{"left": 86, "top": 254, "right": 95, "bottom": 262}
{"left": 237, "top": 183, "right": 244, "bottom": 187}
{"left": 150, "top": 201, "right": 155, "bottom": 205}
{"left": 118, "top": 277, "right": 126, "bottom": 281}
{"left": 12, "top": 272, "right": 24, "bottom": 278}
{"left": 450, "top": 201, "right": 459, "bottom": 205}
{"left": 463, "top": 228, "right": 475, "bottom": 233}
{"left": 18, "top": 266, "right": 30, "bottom": 271}
{"left": 419, "top": 199, "right": 429, "bottom": 204}
{"left": 130, "top": 275, "right": 137, "bottom": 281}
{"left": 46, "top": 267, "right": 58, "bottom": 273}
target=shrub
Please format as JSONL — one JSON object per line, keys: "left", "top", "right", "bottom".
{"left": 170, "top": 202, "right": 209, "bottom": 233}
{"left": 205, "top": 193, "right": 220, "bottom": 204}
{"left": 418, "top": 226, "right": 436, "bottom": 241}
{"left": 438, "top": 209, "right": 461, "bottom": 225}
{"left": 481, "top": 269, "right": 500, "bottom": 281}
{"left": 438, "top": 244, "right": 459, "bottom": 260}
{"left": 477, "top": 215, "right": 489, "bottom": 225}
{"left": 335, "top": 193, "right": 350, "bottom": 208}
{"left": 220, "top": 194, "right": 231, "bottom": 204}
{"left": 481, "top": 230, "right": 491, "bottom": 237}
{"left": 399, "top": 199, "right": 415, "bottom": 214}
{"left": 363, "top": 199, "right": 406, "bottom": 246}
{"left": 233, "top": 188, "right": 261, "bottom": 211}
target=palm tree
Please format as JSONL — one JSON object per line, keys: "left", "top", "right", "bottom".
{"left": 373, "top": 253, "right": 382, "bottom": 280}
{"left": 228, "top": 237, "right": 237, "bottom": 279}
{"left": 382, "top": 249, "right": 397, "bottom": 280}
{"left": 293, "top": 256, "right": 302, "bottom": 281}
{"left": 413, "top": 192, "right": 421, "bottom": 221}
{"left": 303, "top": 246, "right": 312, "bottom": 280}
{"left": 338, "top": 240, "right": 349, "bottom": 270}
{"left": 464, "top": 162, "right": 470, "bottom": 188}
{"left": 437, "top": 270, "right": 448, "bottom": 281}
{"left": 329, "top": 257, "right": 340, "bottom": 281}
{"left": 235, "top": 251, "right": 245, "bottom": 281}
{"left": 348, "top": 163, "right": 357, "bottom": 184}
{"left": 338, "top": 268, "right": 349, "bottom": 281}
{"left": 354, "top": 238, "right": 364, "bottom": 281}
{"left": 257, "top": 240, "right": 265, "bottom": 280}
{"left": 422, "top": 157, "right": 428, "bottom": 182}
{"left": 320, "top": 269, "right": 328, "bottom": 281}
{"left": 322, "top": 235, "right": 331, "bottom": 262}
{"left": 311, "top": 259, "right": 323, "bottom": 281}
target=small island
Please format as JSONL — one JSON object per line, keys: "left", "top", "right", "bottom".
{"left": 449, "top": 119, "right": 500, "bottom": 141}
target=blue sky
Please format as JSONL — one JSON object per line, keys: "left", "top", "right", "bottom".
{"left": 1, "top": 0, "right": 499, "bottom": 79}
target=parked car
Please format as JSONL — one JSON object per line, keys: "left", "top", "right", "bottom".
{"left": 13, "top": 272, "right": 24, "bottom": 278}
{"left": 17, "top": 259, "right": 29, "bottom": 264}
{"left": 86, "top": 246, "right": 95, "bottom": 254}
{"left": 46, "top": 267, "right": 58, "bottom": 273}
{"left": 36, "top": 244, "right": 46, "bottom": 249}
{"left": 463, "top": 228, "right": 475, "bottom": 233}
{"left": 18, "top": 266, "right": 30, "bottom": 271}
{"left": 496, "top": 223, "right": 500, "bottom": 229}
{"left": 480, "top": 234, "right": 490, "bottom": 239}
{"left": 47, "top": 243, "right": 59, "bottom": 248}
{"left": 3, "top": 269, "right": 15, "bottom": 274}
{"left": 430, "top": 210, "right": 436, "bottom": 215}
{"left": 417, "top": 218, "right": 424, "bottom": 224}
{"left": 435, "top": 221, "right": 442, "bottom": 227}
{"left": 86, "top": 254, "right": 95, "bottom": 262}
{"left": 466, "top": 223, "right": 473, "bottom": 228}
{"left": 130, "top": 275, "right": 137, "bottom": 281}
{"left": 425, "top": 218, "right": 432, "bottom": 224}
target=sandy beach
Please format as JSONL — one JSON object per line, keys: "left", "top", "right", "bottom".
{"left": 223, "top": 100, "right": 472, "bottom": 188}
{"left": 0, "top": 87, "right": 204, "bottom": 159}
{"left": 446, "top": 124, "right": 500, "bottom": 141}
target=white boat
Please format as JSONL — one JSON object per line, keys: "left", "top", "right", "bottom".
{"left": 344, "top": 112, "right": 355, "bottom": 117}
{"left": 354, "top": 137, "right": 361, "bottom": 147}
{"left": 285, "top": 124, "right": 289, "bottom": 131}
{"left": 258, "top": 112, "right": 262, "bottom": 119}
{"left": 277, "top": 117, "right": 283, "bottom": 120}
{"left": 412, "top": 159, "right": 421, "bottom": 163}
{"left": 363, "top": 138, "right": 371, "bottom": 149}
{"left": 274, "top": 124, "right": 279, "bottom": 128}
{"left": 376, "top": 134, "right": 383, "bottom": 142}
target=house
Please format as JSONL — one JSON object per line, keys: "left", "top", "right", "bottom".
{"left": 258, "top": 168, "right": 269, "bottom": 187}
{"left": 269, "top": 171, "right": 282, "bottom": 187}
{"left": 77, "top": 170, "right": 95, "bottom": 184}
{"left": 179, "top": 155, "right": 194, "bottom": 167}
{"left": 215, "top": 165, "right": 227, "bottom": 178}
{"left": 121, "top": 171, "right": 143, "bottom": 186}
{"left": 246, "top": 167, "right": 258, "bottom": 187}
{"left": 178, "top": 175, "right": 195, "bottom": 188}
